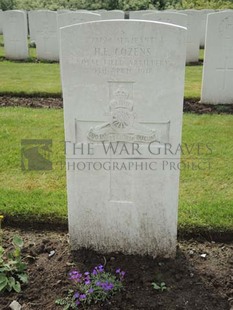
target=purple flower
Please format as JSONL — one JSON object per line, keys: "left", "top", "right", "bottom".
{"left": 79, "top": 294, "right": 86, "bottom": 300}
{"left": 88, "top": 288, "right": 94, "bottom": 293}
{"left": 73, "top": 292, "right": 80, "bottom": 299}
{"left": 84, "top": 272, "right": 89, "bottom": 276}
{"left": 75, "top": 300, "right": 80, "bottom": 306}
{"left": 101, "top": 281, "right": 114, "bottom": 291}
{"left": 85, "top": 280, "right": 91, "bottom": 285}
{"left": 96, "top": 281, "right": 101, "bottom": 286}
{"left": 92, "top": 269, "right": 98, "bottom": 275}
{"left": 106, "top": 283, "right": 114, "bottom": 290}
{"left": 98, "top": 265, "right": 104, "bottom": 272}
{"left": 116, "top": 269, "right": 126, "bottom": 279}
{"left": 69, "top": 270, "right": 82, "bottom": 282}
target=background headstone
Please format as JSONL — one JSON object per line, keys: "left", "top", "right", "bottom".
{"left": 129, "top": 10, "right": 157, "bottom": 19}
{"left": 34, "top": 10, "right": 59, "bottom": 61}
{"left": 143, "top": 12, "right": 187, "bottom": 28}
{"left": 201, "top": 11, "right": 233, "bottom": 104}
{"left": 28, "top": 10, "right": 38, "bottom": 42}
{"left": 3, "top": 10, "right": 28, "bottom": 60}
{"left": 199, "top": 9, "right": 215, "bottom": 48}
{"left": 0, "top": 9, "right": 3, "bottom": 34}
{"left": 57, "top": 10, "right": 71, "bottom": 14}
{"left": 100, "top": 10, "right": 125, "bottom": 20}
{"left": 60, "top": 20, "right": 186, "bottom": 257}
{"left": 183, "top": 9, "right": 202, "bottom": 63}
{"left": 58, "top": 12, "right": 101, "bottom": 28}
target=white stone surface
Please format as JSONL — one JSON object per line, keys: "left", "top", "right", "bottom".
{"left": 57, "top": 9, "right": 71, "bottom": 14}
{"left": 0, "top": 10, "right": 3, "bottom": 34}
{"left": 201, "top": 11, "right": 233, "bottom": 104}
{"left": 34, "top": 10, "right": 59, "bottom": 61}
{"left": 200, "top": 9, "right": 214, "bottom": 47}
{"left": 60, "top": 20, "right": 186, "bottom": 257}
{"left": 183, "top": 9, "right": 202, "bottom": 63}
{"left": 58, "top": 12, "right": 101, "bottom": 28}
{"left": 143, "top": 12, "right": 187, "bottom": 28}
{"left": 28, "top": 10, "right": 38, "bottom": 42}
{"left": 130, "top": 10, "right": 157, "bottom": 19}
{"left": 100, "top": 10, "right": 124, "bottom": 20}
{"left": 3, "top": 10, "right": 28, "bottom": 60}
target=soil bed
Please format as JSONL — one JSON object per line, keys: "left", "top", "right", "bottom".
{"left": 0, "top": 227, "right": 232, "bottom": 310}
{"left": 0, "top": 96, "right": 233, "bottom": 114}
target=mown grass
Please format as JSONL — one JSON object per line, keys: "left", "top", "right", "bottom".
{"left": 0, "top": 32, "right": 203, "bottom": 98}
{"left": 0, "top": 108, "right": 232, "bottom": 232}
{"left": 0, "top": 61, "right": 61, "bottom": 96}
{"left": 0, "top": 107, "right": 67, "bottom": 223}
{"left": 185, "top": 66, "right": 202, "bottom": 99}
{"left": 0, "top": 61, "right": 203, "bottom": 98}
{"left": 179, "top": 114, "right": 233, "bottom": 232}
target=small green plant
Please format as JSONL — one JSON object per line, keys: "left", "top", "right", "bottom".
{"left": 0, "top": 235, "right": 28, "bottom": 293}
{"left": 56, "top": 265, "right": 125, "bottom": 309}
{"left": 152, "top": 281, "right": 167, "bottom": 292}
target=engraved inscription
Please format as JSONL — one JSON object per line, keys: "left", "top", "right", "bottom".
{"left": 219, "top": 16, "right": 233, "bottom": 38}
{"left": 87, "top": 81, "right": 157, "bottom": 143}
{"left": 66, "top": 33, "right": 179, "bottom": 76}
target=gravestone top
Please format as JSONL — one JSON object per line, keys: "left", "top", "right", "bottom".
{"left": 0, "top": 10, "right": 2, "bottom": 34}
{"left": 199, "top": 9, "right": 215, "bottom": 47}
{"left": 34, "top": 10, "right": 59, "bottom": 61}
{"left": 58, "top": 11, "right": 101, "bottom": 28}
{"left": 201, "top": 11, "right": 233, "bottom": 104}
{"left": 100, "top": 10, "right": 125, "bottom": 20}
{"left": 60, "top": 20, "right": 186, "bottom": 257}
{"left": 3, "top": 10, "right": 28, "bottom": 60}
{"left": 181, "top": 9, "right": 202, "bottom": 63}
{"left": 129, "top": 10, "right": 157, "bottom": 19}
{"left": 143, "top": 12, "right": 187, "bottom": 27}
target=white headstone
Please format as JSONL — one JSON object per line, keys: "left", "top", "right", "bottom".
{"left": 0, "top": 10, "right": 3, "bottom": 34}
{"left": 200, "top": 9, "right": 215, "bottom": 47}
{"left": 58, "top": 12, "right": 101, "bottom": 29}
{"left": 60, "top": 20, "right": 186, "bottom": 257}
{"left": 28, "top": 10, "right": 38, "bottom": 42}
{"left": 143, "top": 12, "right": 187, "bottom": 28}
{"left": 57, "top": 10, "right": 71, "bottom": 14}
{"left": 100, "top": 10, "right": 125, "bottom": 20}
{"left": 3, "top": 10, "right": 28, "bottom": 60}
{"left": 130, "top": 10, "right": 157, "bottom": 19}
{"left": 34, "top": 10, "right": 59, "bottom": 61}
{"left": 201, "top": 11, "right": 233, "bottom": 104}
{"left": 183, "top": 10, "right": 202, "bottom": 63}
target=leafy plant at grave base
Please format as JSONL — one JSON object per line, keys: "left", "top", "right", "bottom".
{"left": 56, "top": 265, "right": 126, "bottom": 309}
{"left": 152, "top": 281, "right": 167, "bottom": 292}
{"left": 0, "top": 235, "right": 28, "bottom": 293}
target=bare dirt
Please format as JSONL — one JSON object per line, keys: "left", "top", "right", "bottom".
{"left": 0, "top": 96, "right": 233, "bottom": 114}
{"left": 0, "top": 227, "right": 232, "bottom": 310}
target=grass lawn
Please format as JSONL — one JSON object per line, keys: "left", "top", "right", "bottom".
{"left": 0, "top": 61, "right": 203, "bottom": 98}
{"left": 199, "top": 48, "right": 204, "bottom": 61}
{"left": 0, "top": 61, "right": 61, "bottom": 96}
{"left": 0, "top": 107, "right": 232, "bottom": 233}
{"left": 0, "top": 32, "right": 203, "bottom": 98}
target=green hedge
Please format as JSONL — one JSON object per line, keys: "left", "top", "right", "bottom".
{"left": 1, "top": 0, "right": 233, "bottom": 11}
